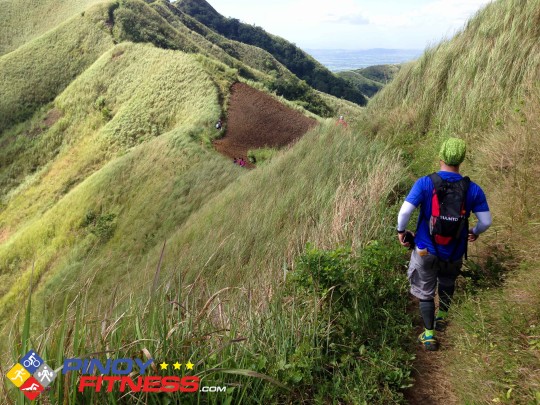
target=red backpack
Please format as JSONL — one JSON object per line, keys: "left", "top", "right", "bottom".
{"left": 428, "top": 173, "right": 471, "bottom": 247}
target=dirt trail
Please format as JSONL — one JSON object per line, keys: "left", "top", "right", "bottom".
{"left": 213, "top": 83, "right": 317, "bottom": 166}
{"left": 405, "top": 302, "right": 459, "bottom": 404}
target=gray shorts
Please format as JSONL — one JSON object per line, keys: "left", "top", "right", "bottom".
{"left": 407, "top": 249, "right": 462, "bottom": 300}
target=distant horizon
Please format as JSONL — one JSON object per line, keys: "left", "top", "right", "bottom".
{"left": 207, "top": 0, "right": 493, "bottom": 50}
{"left": 306, "top": 48, "right": 422, "bottom": 72}
{"left": 305, "top": 47, "right": 423, "bottom": 52}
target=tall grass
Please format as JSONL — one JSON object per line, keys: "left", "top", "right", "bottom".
{"left": 2, "top": 232, "right": 413, "bottom": 404}
{"left": 0, "top": 42, "right": 236, "bottom": 327}
{"left": 152, "top": 123, "right": 404, "bottom": 300}
{"left": 0, "top": 0, "right": 107, "bottom": 56}
{"left": 368, "top": 0, "right": 540, "bottom": 137}
{"left": 364, "top": 0, "right": 540, "bottom": 402}
{"left": 0, "top": 2, "right": 114, "bottom": 132}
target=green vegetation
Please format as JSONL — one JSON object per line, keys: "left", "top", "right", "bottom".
{"left": 338, "top": 65, "right": 401, "bottom": 98}
{"left": 247, "top": 147, "right": 278, "bottom": 166}
{"left": 0, "top": 0, "right": 106, "bottom": 56}
{"left": 0, "top": 41, "right": 237, "bottom": 317}
{"left": 0, "top": 3, "right": 114, "bottom": 132}
{"left": 364, "top": 0, "right": 540, "bottom": 402}
{"left": 176, "top": 0, "right": 367, "bottom": 105}
{"left": 10, "top": 238, "right": 413, "bottom": 404}
{"left": 113, "top": 0, "right": 335, "bottom": 116}
{"left": 2, "top": 0, "right": 539, "bottom": 403}
{"left": 448, "top": 260, "right": 540, "bottom": 404}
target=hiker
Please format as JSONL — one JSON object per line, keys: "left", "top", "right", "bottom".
{"left": 239, "top": 158, "right": 246, "bottom": 167}
{"left": 336, "top": 115, "right": 348, "bottom": 128}
{"left": 216, "top": 119, "right": 223, "bottom": 130}
{"left": 396, "top": 138, "right": 492, "bottom": 351}
{"left": 233, "top": 157, "right": 238, "bottom": 165}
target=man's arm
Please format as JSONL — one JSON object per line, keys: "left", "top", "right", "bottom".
{"left": 468, "top": 211, "right": 492, "bottom": 241}
{"left": 397, "top": 201, "right": 417, "bottom": 247}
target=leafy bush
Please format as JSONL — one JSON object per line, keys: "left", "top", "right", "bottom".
{"left": 81, "top": 210, "right": 117, "bottom": 242}
{"left": 247, "top": 147, "right": 277, "bottom": 166}
{"left": 281, "top": 241, "right": 414, "bottom": 403}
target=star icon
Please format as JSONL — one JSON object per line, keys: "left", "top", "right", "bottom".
{"left": 160, "top": 362, "right": 169, "bottom": 370}
{"left": 185, "top": 361, "right": 194, "bottom": 370}
{"left": 173, "top": 362, "right": 181, "bottom": 370}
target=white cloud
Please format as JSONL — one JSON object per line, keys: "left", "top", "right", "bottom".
{"left": 331, "top": 13, "right": 370, "bottom": 25}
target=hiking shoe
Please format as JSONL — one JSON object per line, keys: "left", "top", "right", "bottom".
{"left": 435, "top": 317, "right": 448, "bottom": 332}
{"left": 418, "top": 332, "right": 439, "bottom": 351}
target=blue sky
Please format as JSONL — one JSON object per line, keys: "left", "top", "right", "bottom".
{"left": 206, "top": 0, "right": 493, "bottom": 50}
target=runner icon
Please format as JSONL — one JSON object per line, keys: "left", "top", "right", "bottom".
{"left": 10, "top": 368, "right": 28, "bottom": 383}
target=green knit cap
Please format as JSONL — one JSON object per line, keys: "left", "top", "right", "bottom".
{"left": 439, "top": 137, "right": 467, "bottom": 166}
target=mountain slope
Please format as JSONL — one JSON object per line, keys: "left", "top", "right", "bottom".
{"left": 0, "top": 0, "right": 107, "bottom": 56}
{"left": 175, "top": 0, "right": 368, "bottom": 105}
{"left": 15, "top": 0, "right": 540, "bottom": 403}
{"left": 338, "top": 65, "right": 401, "bottom": 98}
{"left": 0, "top": 2, "right": 114, "bottom": 132}
{"left": 0, "top": 0, "right": 366, "bottom": 332}
{"left": 366, "top": 0, "right": 540, "bottom": 402}
{"left": 1, "top": 1, "right": 403, "bottom": 402}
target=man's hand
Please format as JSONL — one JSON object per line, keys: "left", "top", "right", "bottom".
{"left": 468, "top": 229, "right": 479, "bottom": 242}
{"left": 398, "top": 231, "right": 414, "bottom": 248}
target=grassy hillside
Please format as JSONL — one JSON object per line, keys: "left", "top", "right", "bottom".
{"left": 1, "top": 2, "right": 390, "bottom": 403}
{"left": 0, "top": 41, "right": 237, "bottom": 315}
{"left": 0, "top": 0, "right": 106, "bottom": 56}
{"left": 365, "top": 0, "right": 540, "bottom": 402}
{"left": 0, "top": 2, "right": 114, "bottom": 132}
{"left": 175, "top": 0, "right": 368, "bottom": 106}
{"left": 3, "top": 0, "right": 538, "bottom": 403}
{"left": 338, "top": 65, "right": 401, "bottom": 98}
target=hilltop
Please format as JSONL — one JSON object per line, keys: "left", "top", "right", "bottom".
{"left": 338, "top": 64, "right": 402, "bottom": 97}
{"left": 175, "top": 0, "right": 368, "bottom": 104}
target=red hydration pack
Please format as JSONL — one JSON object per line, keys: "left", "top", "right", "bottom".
{"left": 429, "top": 173, "right": 470, "bottom": 246}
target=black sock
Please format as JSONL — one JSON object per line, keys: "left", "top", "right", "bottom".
{"left": 419, "top": 299, "right": 435, "bottom": 330}
{"left": 438, "top": 284, "right": 455, "bottom": 313}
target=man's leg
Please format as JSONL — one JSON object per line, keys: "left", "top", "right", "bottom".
{"left": 408, "top": 250, "right": 438, "bottom": 350}
{"left": 419, "top": 299, "right": 436, "bottom": 330}
{"left": 436, "top": 260, "right": 462, "bottom": 331}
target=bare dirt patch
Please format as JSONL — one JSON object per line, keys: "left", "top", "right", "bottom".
{"left": 44, "top": 108, "right": 62, "bottom": 127}
{"left": 213, "top": 82, "right": 317, "bottom": 167}
{"left": 0, "top": 228, "right": 11, "bottom": 244}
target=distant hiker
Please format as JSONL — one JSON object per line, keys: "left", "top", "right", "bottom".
{"left": 216, "top": 119, "right": 223, "bottom": 130}
{"left": 239, "top": 158, "right": 246, "bottom": 167}
{"left": 397, "top": 138, "right": 492, "bottom": 351}
{"left": 337, "top": 115, "right": 348, "bottom": 128}
{"left": 233, "top": 157, "right": 238, "bottom": 164}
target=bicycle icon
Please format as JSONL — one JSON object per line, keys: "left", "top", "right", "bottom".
{"left": 23, "top": 353, "right": 41, "bottom": 369}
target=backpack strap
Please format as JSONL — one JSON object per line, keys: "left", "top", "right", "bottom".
{"left": 428, "top": 173, "right": 442, "bottom": 259}
{"left": 461, "top": 176, "right": 471, "bottom": 260}
{"left": 429, "top": 173, "right": 443, "bottom": 193}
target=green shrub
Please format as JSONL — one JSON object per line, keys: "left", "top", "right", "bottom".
{"left": 247, "top": 147, "right": 277, "bottom": 166}
{"left": 283, "top": 241, "right": 414, "bottom": 403}
{"left": 81, "top": 210, "right": 117, "bottom": 242}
